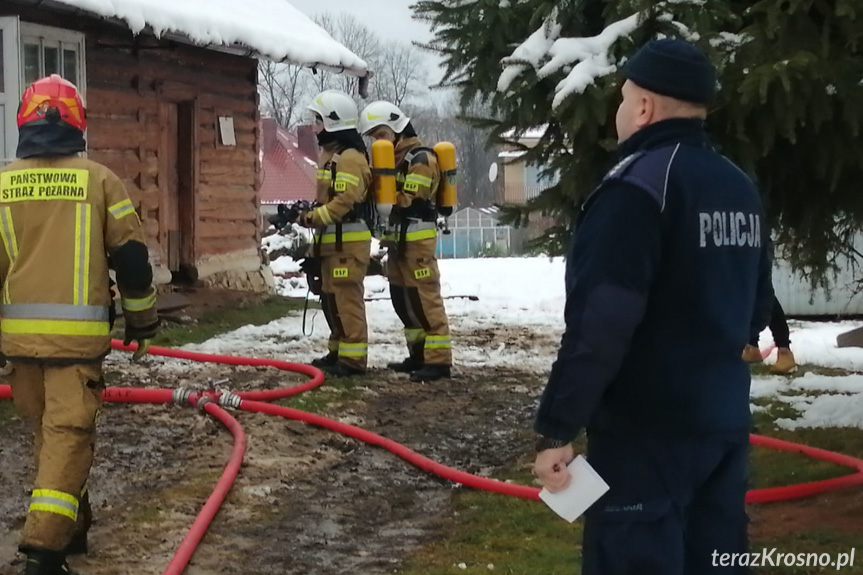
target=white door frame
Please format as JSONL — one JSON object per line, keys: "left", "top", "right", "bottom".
{"left": 0, "top": 16, "right": 21, "bottom": 164}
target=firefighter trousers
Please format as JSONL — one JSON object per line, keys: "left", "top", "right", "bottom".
{"left": 8, "top": 361, "right": 103, "bottom": 552}
{"left": 387, "top": 238, "right": 452, "bottom": 366}
{"left": 320, "top": 248, "right": 370, "bottom": 370}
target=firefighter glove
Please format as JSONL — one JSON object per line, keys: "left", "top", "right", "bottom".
{"left": 124, "top": 321, "right": 158, "bottom": 360}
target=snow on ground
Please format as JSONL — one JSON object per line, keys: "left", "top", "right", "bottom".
{"left": 751, "top": 373, "right": 863, "bottom": 430}
{"left": 190, "top": 256, "right": 567, "bottom": 373}
{"left": 176, "top": 250, "right": 863, "bottom": 430}
{"left": 754, "top": 320, "right": 863, "bottom": 371}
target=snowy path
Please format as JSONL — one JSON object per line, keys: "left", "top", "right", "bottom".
{"left": 194, "top": 252, "right": 863, "bottom": 431}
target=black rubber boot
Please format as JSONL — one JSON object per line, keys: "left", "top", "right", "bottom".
{"left": 321, "top": 362, "right": 366, "bottom": 378}
{"left": 310, "top": 352, "right": 338, "bottom": 368}
{"left": 63, "top": 532, "right": 87, "bottom": 557}
{"left": 64, "top": 490, "right": 91, "bottom": 556}
{"left": 22, "top": 549, "right": 77, "bottom": 575}
{"left": 387, "top": 356, "right": 423, "bottom": 373}
{"left": 409, "top": 364, "right": 451, "bottom": 382}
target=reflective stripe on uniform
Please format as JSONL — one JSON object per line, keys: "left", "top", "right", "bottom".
{"left": 29, "top": 489, "right": 79, "bottom": 521}
{"left": 73, "top": 203, "right": 92, "bottom": 306}
{"left": 316, "top": 169, "right": 330, "bottom": 181}
{"left": 314, "top": 205, "right": 335, "bottom": 226}
{"left": 316, "top": 222, "right": 371, "bottom": 244}
{"left": 1, "top": 303, "right": 110, "bottom": 321}
{"left": 323, "top": 223, "right": 369, "bottom": 234}
{"left": 0, "top": 207, "right": 19, "bottom": 305}
{"left": 319, "top": 230, "right": 371, "bottom": 244}
{"left": 335, "top": 172, "right": 360, "bottom": 186}
{"left": 0, "top": 207, "right": 19, "bottom": 262}
{"left": 122, "top": 292, "right": 156, "bottom": 312}
{"left": 404, "top": 328, "right": 425, "bottom": 343}
{"left": 108, "top": 199, "right": 135, "bottom": 220}
{"left": 2, "top": 318, "right": 109, "bottom": 337}
{"left": 404, "top": 174, "right": 433, "bottom": 187}
{"left": 424, "top": 335, "right": 451, "bottom": 350}
{"left": 338, "top": 342, "right": 368, "bottom": 358}
{"left": 382, "top": 221, "right": 437, "bottom": 242}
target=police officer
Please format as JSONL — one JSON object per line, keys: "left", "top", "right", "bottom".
{"left": 1, "top": 75, "right": 158, "bottom": 575}
{"left": 532, "top": 40, "right": 774, "bottom": 574}
{"left": 358, "top": 101, "right": 452, "bottom": 381}
{"left": 300, "top": 90, "right": 372, "bottom": 377}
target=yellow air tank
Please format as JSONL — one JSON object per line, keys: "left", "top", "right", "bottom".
{"left": 371, "top": 139, "right": 397, "bottom": 221}
{"left": 433, "top": 141, "right": 457, "bottom": 217}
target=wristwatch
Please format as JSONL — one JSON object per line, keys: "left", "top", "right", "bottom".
{"left": 535, "top": 435, "right": 571, "bottom": 453}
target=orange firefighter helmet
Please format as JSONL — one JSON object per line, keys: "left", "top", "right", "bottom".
{"left": 17, "top": 74, "right": 86, "bottom": 132}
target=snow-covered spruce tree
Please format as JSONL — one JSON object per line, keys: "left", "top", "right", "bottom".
{"left": 412, "top": 0, "right": 863, "bottom": 289}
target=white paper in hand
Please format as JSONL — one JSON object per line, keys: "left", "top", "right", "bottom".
{"left": 539, "top": 455, "right": 610, "bottom": 522}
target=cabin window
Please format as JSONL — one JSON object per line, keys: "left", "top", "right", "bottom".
{"left": 20, "top": 23, "right": 85, "bottom": 90}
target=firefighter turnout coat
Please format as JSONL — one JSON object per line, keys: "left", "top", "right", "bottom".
{"left": 0, "top": 156, "right": 158, "bottom": 362}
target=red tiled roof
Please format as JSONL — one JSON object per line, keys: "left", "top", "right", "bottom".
{"left": 260, "top": 119, "right": 318, "bottom": 205}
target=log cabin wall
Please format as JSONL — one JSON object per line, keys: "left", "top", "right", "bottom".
{"left": 1, "top": 5, "right": 273, "bottom": 292}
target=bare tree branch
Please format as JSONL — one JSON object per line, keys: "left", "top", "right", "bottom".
{"left": 371, "top": 41, "right": 427, "bottom": 106}
{"left": 258, "top": 60, "right": 308, "bottom": 127}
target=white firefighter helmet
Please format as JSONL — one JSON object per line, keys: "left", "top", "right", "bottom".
{"left": 307, "top": 90, "right": 359, "bottom": 132}
{"left": 358, "top": 100, "right": 410, "bottom": 136}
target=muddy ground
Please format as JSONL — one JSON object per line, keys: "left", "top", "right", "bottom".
{"left": 0, "top": 355, "right": 542, "bottom": 574}
{"left": 2, "top": 289, "right": 861, "bottom": 574}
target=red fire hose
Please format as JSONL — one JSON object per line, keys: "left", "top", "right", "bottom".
{"left": 1, "top": 339, "right": 861, "bottom": 575}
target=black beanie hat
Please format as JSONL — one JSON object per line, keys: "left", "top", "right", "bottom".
{"left": 623, "top": 38, "right": 716, "bottom": 104}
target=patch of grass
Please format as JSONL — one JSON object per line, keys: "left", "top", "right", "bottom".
{"left": 129, "top": 502, "right": 161, "bottom": 524}
{"left": 280, "top": 374, "right": 364, "bottom": 413}
{"left": 400, "top": 398, "right": 863, "bottom": 575}
{"left": 750, "top": 530, "right": 863, "bottom": 574}
{"left": 143, "top": 295, "right": 307, "bottom": 347}
{"left": 402, "top": 463, "right": 583, "bottom": 575}
{"left": 128, "top": 469, "right": 222, "bottom": 526}
{"left": 0, "top": 400, "right": 17, "bottom": 427}
{"left": 752, "top": 398, "right": 863, "bottom": 460}
{"left": 750, "top": 364, "right": 857, "bottom": 378}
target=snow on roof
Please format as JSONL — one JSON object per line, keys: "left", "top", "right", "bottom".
{"left": 498, "top": 150, "right": 526, "bottom": 158}
{"left": 501, "top": 125, "right": 548, "bottom": 140}
{"left": 52, "top": 0, "right": 369, "bottom": 76}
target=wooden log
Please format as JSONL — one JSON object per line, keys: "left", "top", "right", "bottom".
{"left": 198, "top": 201, "right": 258, "bottom": 221}
{"left": 198, "top": 184, "right": 256, "bottom": 201}
{"left": 197, "top": 220, "right": 258, "bottom": 239}
{"left": 85, "top": 87, "right": 157, "bottom": 117}
{"left": 88, "top": 120, "right": 160, "bottom": 151}
{"left": 143, "top": 219, "right": 160, "bottom": 239}
{"left": 200, "top": 127, "right": 256, "bottom": 148}
{"left": 199, "top": 237, "right": 258, "bottom": 257}
{"left": 200, "top": 161, "right": 257, "bottom": 181}
{"left": 198, "top": 110, "right": 258, "bottom": 133}
{"left": 199, "top": 146, "right": 258, "bottom": 165}
{"left": 198, "top": 93, "right": 257, "bottom": 115}
{"left": 85, "top": 149, "right": 159, "bottom": 181}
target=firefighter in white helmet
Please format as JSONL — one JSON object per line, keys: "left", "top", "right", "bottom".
{"left": 297, "top": 90, "right": 372, "bottom": 377}
{"left": 359, "top": 101, "right": 452, "bottom": 381}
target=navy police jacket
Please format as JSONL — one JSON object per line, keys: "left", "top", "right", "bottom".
{"left": 535, "top": 118, "right": 774, "bottom": 440}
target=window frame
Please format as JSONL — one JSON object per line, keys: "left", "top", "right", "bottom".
{"left": 19, "top": 22, "right": 86, "bottom": 96}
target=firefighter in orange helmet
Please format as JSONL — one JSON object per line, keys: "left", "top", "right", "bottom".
{"left": 1, "top": 75, "right": 158, "bottom": 575}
